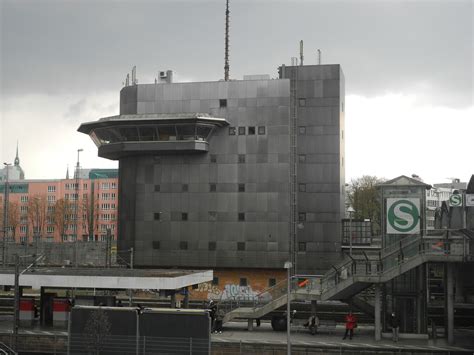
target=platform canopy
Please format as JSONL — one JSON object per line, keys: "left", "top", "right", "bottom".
{"left": 0, "top": 268, "right": 212, "bottom": 290}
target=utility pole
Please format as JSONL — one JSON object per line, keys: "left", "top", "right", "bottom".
{"left": 224, "top": 0, "right": 230, "bottom": 81}
{"left": 13, "top": 254, "right": 19, "bottom": 351}
{"left": 74, "top": 149, "right": 83, "bottom": 242}
{"left": 105, "top": 227, "right": 112, "bottom": 268}
{"left": 3, "top": 163, "right": 11, "bottom": 267}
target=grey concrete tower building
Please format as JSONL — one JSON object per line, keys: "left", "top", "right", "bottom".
{"left": 79, "top": 63, "right": 345, "bottom": 276}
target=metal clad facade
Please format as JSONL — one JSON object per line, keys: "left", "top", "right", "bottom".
{"left": 117, "top": 65, "right": 344, "bottom": 273}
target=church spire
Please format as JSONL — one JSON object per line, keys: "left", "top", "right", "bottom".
{"left": 14, "top": 141, "right": 20, "bottom": 166}
{"left": 66, "top": 165, "right": 70, "bottom": 179}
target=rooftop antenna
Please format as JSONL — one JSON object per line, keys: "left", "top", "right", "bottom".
{"left": 132, "top": 66, "right": 136, "bottom": 85}
{"left": 224, "top": 0, "right": 230, "bottom": 81}
{"left": 317, "top": 49, "right": 321, "bottom": 65}
{"left": 125, "top": 73, "right": 130, "bottom": 86}
{"left": 300, "top": 40, "right": 304, "bottom": 66}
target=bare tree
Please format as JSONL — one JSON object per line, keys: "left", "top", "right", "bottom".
{"left": 27, "top": 195, "right": 48, "bottom": 241}
{"left": 81, "top": 195, "right": 100, "bottom": 241}
{"left": 8, "top": 202, "right": 20, "bottom": 240}
{"left": 53, "top": 198, "right": 73, "bottom": 242}
{"left": 84, "top": 308, "right": 111, "bottom": 354}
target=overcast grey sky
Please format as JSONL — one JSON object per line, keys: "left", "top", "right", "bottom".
{"left": 1, "top": 0, "right": 472, "bottom": 183}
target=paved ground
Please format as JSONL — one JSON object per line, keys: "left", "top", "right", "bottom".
{"left": 212, "top": 321, "right": 474, "bottom": 353}
{"left": 0, "top": 316, "right": 473, "bottom": 354}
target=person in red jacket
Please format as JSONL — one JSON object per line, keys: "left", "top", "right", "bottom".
{"left": 343, "top": 311, "right": 357, "bottom": 340}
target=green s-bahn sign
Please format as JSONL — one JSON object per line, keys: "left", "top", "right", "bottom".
{"left": 386, "top": 198, "right": 420, "bottom": 234}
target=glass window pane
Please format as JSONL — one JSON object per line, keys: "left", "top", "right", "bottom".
{"left": 176, "top": 125, "right": 196, "bottom": 140}
{"left": 119, "top": 126, "right": 139, "bottom": 141}
{"left": 157, "top": 126, "right": 176, "bottom": 141}
{"left": 139, "top": 126, "right": 158, "bottom": 141}
{"left": 196, "top": 125, "right": 212, "bottom": 140}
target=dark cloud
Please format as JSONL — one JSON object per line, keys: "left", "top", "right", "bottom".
{"left": 1, "top": 0, "right": 472, "bottom": 107}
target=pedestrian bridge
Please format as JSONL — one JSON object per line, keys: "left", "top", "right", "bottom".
{"left": 219, "top": 229, "right": 474, "bottom": 326}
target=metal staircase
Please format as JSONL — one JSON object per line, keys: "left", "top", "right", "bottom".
{"left": 321, "top": 232, "right": 471, "bottom": 301}
{"left": 219, "top": 231, "right": 473, "bottom": 324}
{"left": 219, "top": 275, "right": 321, "bottom": 323}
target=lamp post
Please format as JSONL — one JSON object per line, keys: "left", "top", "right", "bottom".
{"left": 3, "top": 163, "right": 12, "bottom": 267}
{"left": 74, "top": 149, "right": 83, "bottom": 242}
{"left": 347, "top": 206, "right": 355, "bottom": 256}
{"left": 284, "top": 261, "right": 292, "bottom": 355}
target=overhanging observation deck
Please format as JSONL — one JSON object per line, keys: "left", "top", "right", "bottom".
{"left": 77, "top": 113, "right": 229, "bottom": 160}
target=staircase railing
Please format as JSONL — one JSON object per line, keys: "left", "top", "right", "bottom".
{"left": 321, "top": 233, "right": 470, "bottom": 299}
{"left": 217, "top": 274, "right": 323, "bottom": 320}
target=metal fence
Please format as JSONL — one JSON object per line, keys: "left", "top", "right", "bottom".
{"left": 0, "top": 240, "right": 118, "bottom": 269}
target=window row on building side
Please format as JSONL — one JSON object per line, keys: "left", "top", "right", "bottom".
{"left": 228, "top": 126, "right": 266, "bottom": 136}
{"left": 154, "top": 211, "right": 274, "bottom": 222}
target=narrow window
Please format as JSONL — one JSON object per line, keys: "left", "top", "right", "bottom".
{"left": 299, "top": 98, "right": 306, "bottom": 107}
{"left": 258, "top": 126, "right": 266, "bottom": 135}
{"left": 154, "top": 185, "right": 160, "bottom": 192}
{"left": 238, "top": 212, "right": 245, "bottom": 221}
{"left": 180, "top": 241, "right": 188, "bottom": 250}
{"left": 248, "top": 126, "right": 256, "bottom": 135}
{"left": 238, "top": 154, "right": 246, "bottom": 163}
{"left": 298, "top": 242, "right": 307, "bottom": 252}
{"left": 209, "top": 241, "right": 216, "bottom": 251}
{"left": 229, "top": 127, "right": 236, "bottom": 135}
{"left": 212, "top": 277, "right": 219, "bottom": 285}
{"left": 238, "top": 127, "right": 246, "bottom": 135}
{"left": 210, "top": 183, "right": 217, "bottom": 192}
{"left": 210, "top": 154, "right": 217, "bottom": 163}
{"left": 237, "top": 242, "right": 246, "bottom": 251}
{"left": 298, "top": 212, "right": 306, "bottom": 222}
{"left": 219, "top": 99, "right": 227, "bottom": 108}
{"left": 208, "top": 211, "right": 217, "bottom": 221}
{"left": 240, "top": 278, "right": 248, "bottom": 287}
{"left": 269, "top": 278, "right": 276, "bottom": 287}
{"left": 238, "top": 183, "right": 245, "bottom": 192}
{"left": 182, "top": 213, "right": 188, "bottom": 221}
{"left": 152, "top": 241, "right": 160, "bottom": 249}
{"left": 182, "top": 184, "right": 188, "bottom": 192}
{"left": 154, "top": 212, "right": 161, "bottom": 221}
{"left": 298, "top": 126, "right": 306, "bottom": 135}
{"left": 299, "top": 154, "right": 306, "bottom": 163}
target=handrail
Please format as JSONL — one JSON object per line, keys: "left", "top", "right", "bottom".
{"left": 320, "top": 234, "right": 470, "bottom": 298}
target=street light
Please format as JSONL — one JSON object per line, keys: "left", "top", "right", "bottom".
{"left": 3, "top": 163, "right": 12, "bottom": 267}
{"left": 284, "top": 261, "right": 292, "bottom": 355}
{"left": 347, "top": 206, "right": 355, "bottom": 256}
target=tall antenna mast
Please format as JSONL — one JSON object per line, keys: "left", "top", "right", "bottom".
{"left": 300, "top": 40, "right": 304, "bottom": 66}
{"left": 224, "top": 0, "right": 230, "bottom": 81}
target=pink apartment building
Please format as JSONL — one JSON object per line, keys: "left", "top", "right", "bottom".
{"left": 1, "top": 168, "right": 118, "bottom": 243}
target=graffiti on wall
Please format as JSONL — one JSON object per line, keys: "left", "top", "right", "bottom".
{"left": 193, "top": 282, "right": 271, "bottom": 301}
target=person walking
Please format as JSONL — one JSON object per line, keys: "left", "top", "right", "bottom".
{"left": 390, "top": 312, "right": 400, "bottom": 342}
{"left": 214, "top": 307, "right": 225, "bottom": 334}
{"left": 343, "top": 311, "right": 357, "bottom": 340}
